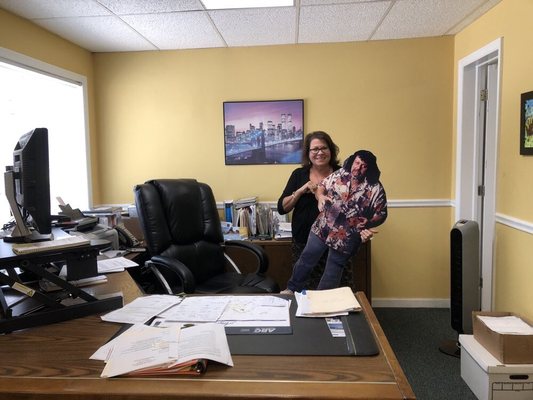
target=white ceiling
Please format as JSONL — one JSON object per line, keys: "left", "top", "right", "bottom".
{"left": 0, "top": 0, "right": 502, "bottom": 53}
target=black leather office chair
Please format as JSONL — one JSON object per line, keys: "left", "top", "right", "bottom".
{"left": 134, "top": 179, "right": 279, "bottom": 294}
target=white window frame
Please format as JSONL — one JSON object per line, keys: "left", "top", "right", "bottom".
{"left": 0, "top": 47, "right": 92, "bottom": 218}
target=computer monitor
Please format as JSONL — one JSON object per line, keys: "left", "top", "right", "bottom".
{"left": 3, "top": 128, "right": 52, "bottom": 242}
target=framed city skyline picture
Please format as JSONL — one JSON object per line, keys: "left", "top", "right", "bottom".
{"left": 223, "top": 99, "right": 304, "bottom": 165}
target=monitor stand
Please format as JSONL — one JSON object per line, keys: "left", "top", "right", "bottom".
{"left": 3, "top": 229, "right": 53, "bottom": 243}
{"left": 3, "top": 169, "right": 53, "bottom": 243}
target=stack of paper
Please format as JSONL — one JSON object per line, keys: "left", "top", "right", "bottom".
{"left": 234, "top": 196, "right": 257, "bottom": 209}
{"left": 94, "top": 323, "right": 233, "bottom": 378}
{"left": 477, "top": 316, "right": 533, "bottom": 334}
{"left": 295, "top": 286, "right": 361, "bottom": 317}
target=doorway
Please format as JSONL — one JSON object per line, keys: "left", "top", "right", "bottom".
{"left": 455, "top": 38, "right": 502, "bottom": 310}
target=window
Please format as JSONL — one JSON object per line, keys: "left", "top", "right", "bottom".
{"left": 0, "top": 49, "right": 91, "bottom": 225}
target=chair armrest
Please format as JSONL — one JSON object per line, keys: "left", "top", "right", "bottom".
{"left": 149, "top": 255, "right": 196, "bottom": 294}
{"left": 223, "top": 240, "right": 269, "bottom": 274}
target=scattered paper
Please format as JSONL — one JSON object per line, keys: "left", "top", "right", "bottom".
{"left": 101, "top": 294, "right": 291, "bottom": 330}
{"left": 101, "top": 295, "right": 183, "bottom": 324}
{"left": 159, "top": 296, "right": 230, "bottom": 322}
{"left": 97, "top": 256, "right": 138, "bottom": 273}
{"left": 158, "top": 295, "right": 291, "bottom": 328}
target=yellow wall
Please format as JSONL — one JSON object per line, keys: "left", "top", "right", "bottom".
{"left": 373, "top": 207, "right": 451, "bottom": 299}
{"left": 454, "top": 0, "right": 533, "bottom": 318}
{"left": 0, "top": 9, "right": 101, "bottom": 203}
{"left": 94, "top": 39, "right": 453, "bottom": 203}
{"left": 93, "top": 39, "right": 455, "bottom": 300}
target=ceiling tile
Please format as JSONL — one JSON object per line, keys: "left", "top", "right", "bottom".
{"left": 0, "top": 0, "right": 110, "bottom": 18}
{"left": 372, "top": 0, "right": 487, "bottom": 40}
{"left": 299, "top": 2, "right": 389, "bottom": 43}
{"left": 447, "top": 0, "right": 502, "bottom": 34}
{"left": 0, "top": 0, "right": 504, "bottom": 52}
{"left": 209, "top": 7, "right": 296, "bottom": 47}
{"left": 35, "top": 16, "right": 157, "bottom": 52}
{"left": 96, "top": 0, "right": 204, "bottom": 15}
{"left": 122, "top": 12, "right": 225, "bottom": 50}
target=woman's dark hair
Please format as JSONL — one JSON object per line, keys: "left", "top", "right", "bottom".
{"left": 301, "top": 131, "right": 340, "bottom": 168}
{"left": 343, "top": 149, "right": 381, "bottom": 184}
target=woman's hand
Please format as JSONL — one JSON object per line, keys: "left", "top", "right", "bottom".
{"left": 299, "top": 181, "right": 317, "bottom": 194}
{"left": 306, "top": 181, "right": 318, "bottom": 194}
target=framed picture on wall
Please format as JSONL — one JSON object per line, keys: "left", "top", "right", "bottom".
{"left": 223, "top": 99, "right": 304, "bottom": 165}
{"left": 520, "top": 90, "right": 533, "bottom": 155}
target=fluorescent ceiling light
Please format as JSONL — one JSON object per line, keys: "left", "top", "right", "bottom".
{"left": 201, "top": 0, "right": 293, "bottom": 10}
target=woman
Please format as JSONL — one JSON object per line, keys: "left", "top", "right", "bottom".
{"left": 282, "top": 150, "right": 387, "bottom": 294}
{"left": 277, "top": 131, "right": 350, "bottom": 289}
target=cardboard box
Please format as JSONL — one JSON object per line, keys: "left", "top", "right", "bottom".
{"left": 473, "top": 311, "right": 533, "bottom": 364}
{"left": 459, "top": 335, "right": 533, "bottom": 400}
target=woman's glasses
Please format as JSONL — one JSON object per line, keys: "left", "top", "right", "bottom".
{"left": 309, "top": 146, "right": 330, "bottom": 154}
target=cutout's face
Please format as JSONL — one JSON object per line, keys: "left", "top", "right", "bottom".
{"left": 351, "top": 156, "right": 368, "bottom": 178}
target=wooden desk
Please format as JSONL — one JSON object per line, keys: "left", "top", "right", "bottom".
{"left": 0, "top": 271, "right": 414, "bottom": 400}
{"left": 226, "top": 240, "right": 372, "bottom": 299}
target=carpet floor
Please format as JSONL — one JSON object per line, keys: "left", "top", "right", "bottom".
{"left": 374, "top": 308, "right": 478, "bottom": 400}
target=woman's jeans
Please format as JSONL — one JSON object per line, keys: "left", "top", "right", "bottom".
{"left": 287, "top": 232, "right": 355, "bottom": 292}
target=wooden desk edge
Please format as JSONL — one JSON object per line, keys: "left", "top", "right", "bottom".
{"left": 356, "top": 291, "right": 416, "bottom": 400}
{"left": 0, "top": 275, "right": 415, "bottom": 400}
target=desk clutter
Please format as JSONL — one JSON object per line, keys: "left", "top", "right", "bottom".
{"left": 223, "top": 197, "right": 290, "bottom": 240}
{"left": 92, "top": 288, "right": 377, "bottom": 378}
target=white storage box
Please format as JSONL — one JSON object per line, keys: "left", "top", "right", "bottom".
{"left": 459, "top": 335, "right": 533, "bottom": 400}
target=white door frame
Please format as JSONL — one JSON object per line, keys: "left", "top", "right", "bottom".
{"left": 455, "top": 38, "right": 502, "bottom": 310}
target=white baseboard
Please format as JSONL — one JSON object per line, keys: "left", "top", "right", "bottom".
{"left": 372, "top": 298, "right": 450, "bottom": 308}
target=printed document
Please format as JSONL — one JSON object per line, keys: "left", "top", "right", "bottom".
{"left": 99, "top": 323, "right": 233, "bottom": 378}
{"left": 101, "top": 295, "right": 183, "bottom": 324}
{"left": 158, "top": 295, "right": 290, "bottom": 328}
